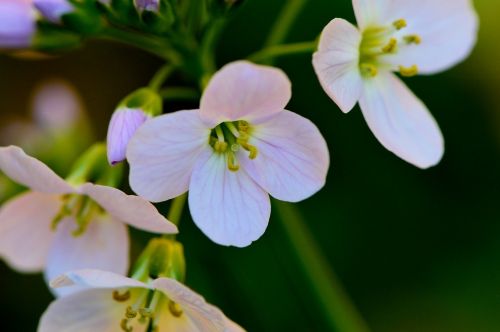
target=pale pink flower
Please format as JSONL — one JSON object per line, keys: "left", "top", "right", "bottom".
{"left": 33, "top": 0, "right": 73, "bottom": 23}
{"left": 39, "top": 269, "right": 245, "bottom": 332}
{"left": 0, "top": 0, "right": 36, "bottom": 48}
{"left": 312, "top": 0, "right": 478, "bottom": 168}
{"left": 107, "top": 107, "right": 150, "bottom": 165}
{"left": 0, "top": 146, "right": 177, "bottom": 295}
{"left": 127, "top": 61, "right": 329, "bottom": 247}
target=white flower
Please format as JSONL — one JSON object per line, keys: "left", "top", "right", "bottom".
{"left": 127, "top": 61, "right": 330, "bottom": 247}
{"left": 0, "top": 146, "right": 177, "bottom": 295}
{"left": 312, "top": 0, "right": 478, "bottom": 168}
{"left": 38, "top": 269, "right": 245, "bottom": 332}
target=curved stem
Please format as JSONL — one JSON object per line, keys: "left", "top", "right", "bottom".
{"left": 159, "top": 87, "right": 200, "bottom": 100}
{"left": 167, "top": 193, "right": 188, "bottom": 226}
{"left": 149, "top": 64, "right": 176, "bottom": 91}
{"left": 273, "top": 201, "right": 371, "bottom": 332}
{"left": 247, "top": 41, "right": 316, "bottom": 63}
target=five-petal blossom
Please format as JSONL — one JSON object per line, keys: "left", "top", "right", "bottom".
{"left": 0, "top": 146, "right": 177, "bottom": 295}
{"left": 39, "top": 269, "right": 245, "bottom": 332}
{"left": 127, "top": 61, "right": 330, "bottom": 247}
{"left": 312, "top": 0, "right": 478, "bottom": 168}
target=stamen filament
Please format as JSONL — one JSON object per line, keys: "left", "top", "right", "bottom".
{"left": 214, "top": 126, "right": 225, "bottom": 142}
{"left": 224, "top": 122, "right": 240, "bottom": 138}
{"left": 227, "top": 152, "right": 239, "bottom": 172}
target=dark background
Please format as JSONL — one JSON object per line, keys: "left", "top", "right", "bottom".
{"left": 1, "top": 0, "right": 499, "bottom": 331}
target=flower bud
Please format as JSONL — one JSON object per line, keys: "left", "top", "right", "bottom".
{"left": 0, "top": 0, "right": 36, "bottom": 49}
{"left": 33, "top": 0, "right": 74, "bottom": 23}
{"left": 134, "top": 0, "right": 160, "bottom": 13}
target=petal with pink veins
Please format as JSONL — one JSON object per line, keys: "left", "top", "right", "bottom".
{"left": 0, "top": 191, "right": 60, "bottom": 273}
{"left": 189, "top": 151, "right": 270, "bottom": 247}
{"left": 200, "top": 61, "right": 291, "bottom": 126}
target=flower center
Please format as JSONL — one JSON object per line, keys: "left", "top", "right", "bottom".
{"left": 51, "top": 194, "right": 103, "bottom": 236}
{"left": 359, "top": 18, "right": 421, "bottom": 78}
{"left": 209, "top": 120, "right": 258, "bottom": 172}
{"left": 112, "top": 289, "right": 183, "bottom": 332}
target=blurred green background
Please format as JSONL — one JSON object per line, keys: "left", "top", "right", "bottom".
{"left": 1, "top": 0, "right": 500, "bottom": 331}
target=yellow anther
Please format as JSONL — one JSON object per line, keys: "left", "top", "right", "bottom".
{"left": 360, "top": 63, "right": 378, "bottom": 77}
{"left": 404, "top": 34, "right": 421, "bottom": 45}
{"left": 230, "top": 143, "right": 240, "bottom": 152}
{"left": 381, "top": 38, "right": 398, "bottom": 54}
{"left": 113, "top": 290, "right": 131, "bottom": 302}
{"left": 120, "top": 319, "right": 133, "bottom": 332}
{"left": 240, "top": 142, "right": 258, "bottom": 159}
{"left": 214, "top": 140, "right": 228, "bottom": 153}
{"left": 138, "top": 308, "right": 154, "bottom": 318}
{"left": 169, "top": 301, "right": 184, "bottom": 317}
{"left": 393, "top": 19, "right": 407, "bottom": 30}
{"left": 399, "top": 65, "right": 419, "bottom": 77}
{"left": 238, "top": 120, "right": 250, "bottom": 132}
{"left": 227, "top": 153, "right": 239, "bottom": 172}
{"left": 125, "top": 306, "right": 137, "bottom": 319}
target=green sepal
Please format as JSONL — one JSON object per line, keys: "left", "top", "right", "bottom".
{"left": 32, "top": 23, "right": 82, "bottom": 53}
{"left": 119, "top": 87, "right": 163, "bottom": 116}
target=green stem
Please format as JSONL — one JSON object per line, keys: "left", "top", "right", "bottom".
{"left": 273, "top": 201, "right": 371, "bottom": 332}
{"left": 199, "top": 17, "right": 227, "bottom": 89}
{"left": 247, "top": 41, "right": 317, "bottom": 63}
{"left": 159, "top": 87, "right": 200, "bottom": 100}
{"left": 167, "top": 193, "right": 188, "bottom": 226}
{"left": 149, "top": 64, "right": 175, "bottom": 91}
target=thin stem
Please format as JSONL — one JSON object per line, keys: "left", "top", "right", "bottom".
{"left": 247, "top": 41, "right": 317, "bottom": 63}
{"left": 273, "top": 201, "right": 371, "bottom": 332}
{"left": 167, "top": 193, "right": 188, "bottom": 226}
{"left": 199, "top": 17, "right": 227, "bottom": 89}
{"left": 159, "top": 87, "right": 200, "bottom": 100}
{"left": 149, "top": 64, "right": 175, "bottom": 91}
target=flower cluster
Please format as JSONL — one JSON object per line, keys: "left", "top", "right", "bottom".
{"left": 0, "top": 0, "right": 478, "bottom": 331}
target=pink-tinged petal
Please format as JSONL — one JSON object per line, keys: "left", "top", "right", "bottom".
{"left": 79, "top": 183, "right": 177, "bottom": 234}
{"left": 0, "top": 192, "right": 59, "bottom": 273}
{"left": 189, "top": 151, "right": 270, "bottom": 247}
{"left": 199, "top": 61, "right": 291, "bottom": 126}
{"left": 45, "top": 216, "right": 129, "bottom": 296}
{"left": 0, "top": 146, "right": 75, "bottom": 194}
{"left": 153, "top": 278, "right": 226, "bottom": 332}
{"left": 313, "top": 18, "right": 363, "bottom": 113}
{"left": 50, "top": 268, "right": 147, "bottom": 290}
{"left": 38, "top": 288, "right": 147, "bottom": 332}
{"left": 241, "top": 111, "right": 329, "bottom": 202}
{"left": 225, "top": 318, "right": 246, "bottom": 332}
{"left": 106, "top": 107, "right": 149, "bottom": 165}
{"left": 359, "top": 72, "right": 444, "bottom": 169}
{"left": 127, "top": 110, "right": 209, "bottom": 203}
{"left": 359, "top": 0, "right": 478, "bottom": 74}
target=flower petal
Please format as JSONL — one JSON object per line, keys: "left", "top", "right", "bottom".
{"left": 80, "top": 183, "right": 178, "bottom": 234}
{"left": 359, "top": 72, "right": 444, "bottom": 169}
{"left": 352, "top": 0, "right": 384, "bottom": 29}
{"left": 127, "top": 110, "right": 209, "bottom": 203}
{"left": 152, "top": 278, "right": 226, "bottom": 332}
{"left": 241, "top": 111, "right": 329, "bottom": 202}
{"left": 50, "top": 268, "right": 147, "bottom": 290}
{"left": 38, "top": 288, "right": 147, "bottom": 332}
{"left": 189, "top": 151, "right": 270, "bottom": 247}
{"left": 45, "top": 216, "right": 130, "bottom": 296}
{"left": 0, "top": 146, "right": 74, "bottom": 194}
{"left": 199, "top": 61, "right": 291, "bottom": 126}
{"left": 0, "top": 192, "right": 59, "bottom": 272}
{"left": 312, "top": 18, "right": 363, "bottom": 113}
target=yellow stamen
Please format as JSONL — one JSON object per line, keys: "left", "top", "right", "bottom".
{"left": 238, "top": 120, "right": 250, "bottom": 133}
{"left": 113, "top": 290, "right": 131, "bottom": 302}
{"left": 214, "top": 140, "right": 228, "bottom": 153}
{"left": 393, "top": 19, "right": 407, "bottom": 30}
{"left": 360, "top": 63, "right": 378, "bottom": 77}
{"left": 120, "top": 319, "right": 133, "bottom": 332}
{"left": 404, "top": 34, "right": 422, "bottom": 45}
{"left": 381, "top": 38, "right": 398, "bottom": 54}
{"left": 125, "top": 306, "right": 137, "bottom": 319}
{"left": 169, "top": 301, "right": 184, "bottom": 317}
{"left": 399, "top": 65, "right": 419, "bottom": 77}
{"left": 240, "top": 142, "right": 258, "bottom": 159}
{"left": 227, "top": 152, "right": 239, "bottom": 172}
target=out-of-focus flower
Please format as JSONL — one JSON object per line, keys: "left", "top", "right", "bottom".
{"left": 134, "top": 0, "right": 160, "bottom": 13}
{"left": 127, "top": 61, "right": 330, "bottom": 247}
{"left": 33, "top": 0, "right": 74, "bottom": 23}
{"left": 0, "top": 0, "right": 36, "bottom": 49}
{"left": 312, "top": 0, "right": 478, "bottom": 168}
{"left": 39, "top": 269, "right": 245, "bottom": 332}
{"left": 0, "top": 146, "right": 177, "bottom": 295}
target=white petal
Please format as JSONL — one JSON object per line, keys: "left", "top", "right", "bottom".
{"left": 199, "top": 61, "right": 291, "bottom": 126}
{"left": 38, "top": 288, "right": 147, "bottom": 332}
{"left": 189, "top": 151, "right": 270, "bottom": 247}
{"left": 152, "top": 278, "right": 226, "bottom": 332}
{"left": 359, "top": 0, "right": 479, "bottom": 74}
{"left": 312, "top": 18, "right": 363, "bottom": 113}
{"left": 45, "top": 216, "right": 130, "bottom": 296}
{"left": 352, "top": 0, "right": 383, "bottom": 29}
{"left": 241, "top": 111, "right": 330, "bottom": 202}
{"left": 0, "top": 192, "right": 59, "bottom": 272}
{"left": 0, "top": 146, "right": 75, "bottom": 193}
{"left": 50, "top": 268, "right": 147, "bottom": 290}
{"left": 80, "top": 183, "right": 177, "bottom": 234}
{"left": 359, "top": 72, "right": 444, "bottom": 169}
{"left": 127, "top": 110, "right": 209, "bottom": 203}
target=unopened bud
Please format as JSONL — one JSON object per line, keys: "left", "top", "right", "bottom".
{"left": 134, "top": 0, "right": 160, "bottom": 13}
